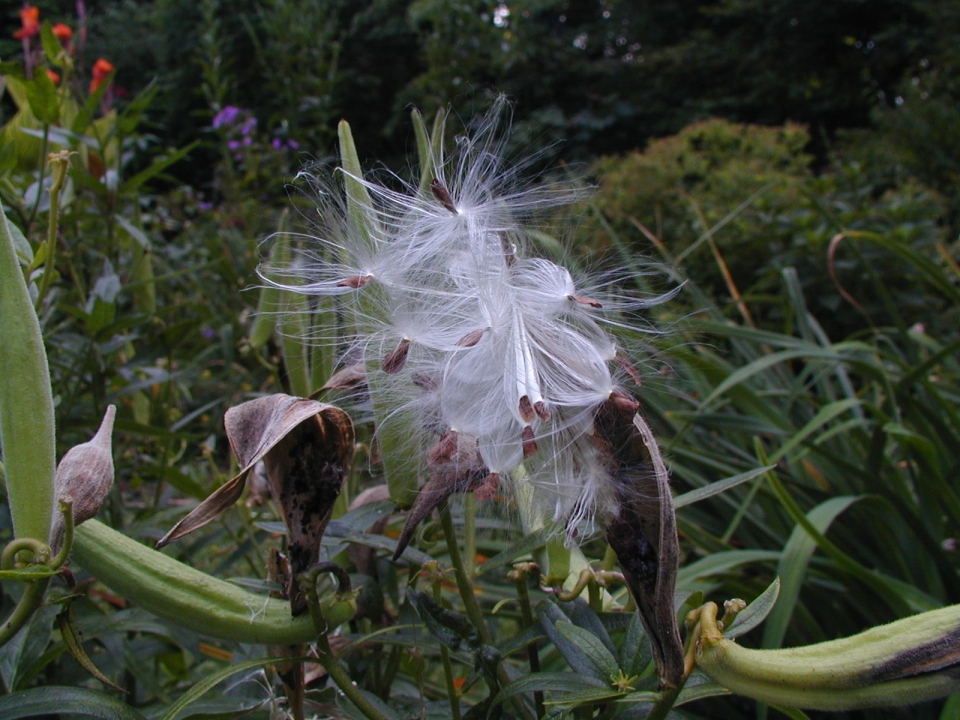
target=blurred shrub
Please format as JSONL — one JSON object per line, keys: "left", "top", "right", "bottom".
{"left": 588, "top": 118, "right": 953, "bottom": 339}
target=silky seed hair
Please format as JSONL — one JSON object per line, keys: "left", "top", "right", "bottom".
{"left": 269, "top": 97, "right": 675, "bottom": 540}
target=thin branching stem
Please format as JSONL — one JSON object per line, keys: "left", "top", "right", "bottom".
{"left": 0, "top": 578, "right": 51, "bottom": 648}
{"left": 439, "top": 502, "right": 536, "bottom": 720}
{"left": 432, "top": 570, "right": 462, "bottom": 720}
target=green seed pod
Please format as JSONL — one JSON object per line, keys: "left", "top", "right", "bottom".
{"left": 0, "top": 210, "right": 56, "bottom": 545}
{"left": 72, "top": 519, "right": 356, "bottom": 644}
{"left": 696, "top": 601, "right": 960, "bottom": 710}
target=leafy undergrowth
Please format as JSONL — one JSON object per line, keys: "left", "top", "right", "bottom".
{"left": 0, "top": 22, "right": 959, "bottom": 720}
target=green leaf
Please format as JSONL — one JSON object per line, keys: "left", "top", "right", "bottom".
{"left": 24, "top": 70, "right": 59, "bottom": 125}
{"left": 674, "top": 678, "right": 731, "bottom": 705}
{"left": 117, "top": 82, "right": 159, "bottom": 135}
{"left": 5, "top": 214, "right": 34, "bottom": 266}
{"left": 617, "top": 614, "right": 647, "bottom": 675}
{"left": 71, "top": 79, "right": 114, "bottom": 135}
{"left": 488, "top": 672, "right": 607, "bottom": 716}
{"left": 769, "top": 706, "right": 812, "bottom": 720}
{"left": 762, "top": 497, "right": 859, "bottom": 650}
{"left": 0, "top": 686, "right": 147, "bottom": 719}
{"left": 475, "top": 526, "right": 550, "bottom": 575}
{"left": 556, "top": 621, "right": 619, "bottom": 680}
{"left": 536, "top": 601, "right": 606, "bottom": 682}
{"left": 677, "top": 550, "right": 781, "bottom": 587}
{"left": 0, "top": 566, "right": 59, "bottom": 580}
{"left": 724, "top": 577, "right": 780, "bottom": 639}
{"left": 122, "top": 142, "right": 198, "bottom": 195}
{"left": 157, "top": 656, "right": 304, "bottom": 720}
{"left": 39, "top": 22, "right": 62, "bottom": 65}
{"left": 113, "top": 214, "right": 150, "bottom": 250}
{"left": 542, "top": 687, "right": 629, "bottom": 706}
{"left": 767, "top": 398, "right": 863, "bottom": 463}
{"left": 700, "top": 345, "right": 865, "bottom": 410}
{"left": 56, "top": 606, "right": 124, "bottom": 691}
{"left": 674, "top": 465, "right": 775, "bottom": 508}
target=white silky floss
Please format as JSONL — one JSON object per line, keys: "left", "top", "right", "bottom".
{"left": 279, "top": 100, "right": 671, "bottom": 540}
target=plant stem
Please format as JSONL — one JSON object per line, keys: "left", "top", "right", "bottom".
{"left": 35, "top": 151, "right": 69, "bottom": 312}
{"left": 438, "top": 502, "right": 536, "bottom": 720}
{"left": 433, "top": 574, "right": 461, "bottom": 720}
{"left": 26, "top": 126, "right": 50, "bottom": 232}
{"left": 512, "top": 566, "right": 544, "bottom": 719}
{"left": 439, "top": 502, "right": 490, "bottom": 644}
{"left": 0, "top": 578, "right": 51, "bottom": 648}
{"left": 464, "top": 492, "right": 476, "bottom": 577}
{"left": 646, "top": 604, "right": 705, "bottom": 720}
{"left": 315, "top": 631, "right": 390, "bottom": 720}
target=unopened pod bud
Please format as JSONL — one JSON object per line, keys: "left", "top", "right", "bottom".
{"left": 50, "top": 405, "right": 116, "bottom": 552}
{"left": 696, "top": 601, "right": 960, "bottom": 710}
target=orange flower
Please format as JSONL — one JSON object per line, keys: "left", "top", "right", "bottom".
{"left": 46, "top": 69, "right": 60, "bottom": 84}
{"left": 14, "top": 5, "right": 40, "bottom": 40}
{"left": 89, "top": 58, "right": 115, "bottom": 93}
{"left": 52, "top": 23, "right": 72, "bottom": 43}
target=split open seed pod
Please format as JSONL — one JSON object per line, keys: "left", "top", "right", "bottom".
{"left": 594, "top": 392, "right": 684, "bottom": 688}
{"left": 157, "top": 394, "right": 354, "bottom": 613}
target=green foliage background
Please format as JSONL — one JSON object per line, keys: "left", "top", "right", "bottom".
{"left": 0, "top": 1, "right": 959, "bottom": 719}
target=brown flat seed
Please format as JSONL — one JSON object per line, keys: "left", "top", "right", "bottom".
{"left": 474, "top": 473, "right": 500, "bottom": 501}
{"left": 337, "top": 275, "right": 373, "bottom": 289}
{"left": 534, "top": 400, "right": 551, "bottom": 420}
{"left": 381, "top": 338, "right": 411, "bottom": 374}
{"left": 412, "top": 373, "right": 438, "bottom": 391}
{"left": 569, "top": 294, "right": 602, "bottom": 309}
{"left": 522, "top": 426, "right": 538, "bottom": 458}
{"left": 428, "top": 428, "right": 459, "bottom": 465}
{"left": 608, "top": 389, "right": 640, "bottom": 415}
{"left": 614, "top": 355, "right": 643, "bottom": 387}
{"left": 518, "top": 395, "right": 535, "bottom": 422}
{"left": 456, "top": 328, "right": 486, "bottom": 347}
{"left": 431, "top": 179, "right": 458, "bottom": 214}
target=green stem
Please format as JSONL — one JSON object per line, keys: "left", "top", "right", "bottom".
{"left": 315, "top": 632, "right": 389, "bottom": 720}
{"left": 51, "top": 500, "right": 74, "bottom": 567}
{"left": 25, "top": 126, "right": 50, "bottom": 232}
{"left": 439, "top": 502, "right": 490, "bottom": 644}
{"left": 439, "top": 503, "right": 536, "bottom": 720}
{"left": 35, "top": 151, "right": 69, "bottom": 312}
{"left": 512, "top": 566, "right": 544, "bottom": 719}
{"left": 1, "top": 538, "right": 50, "bottom": 569}
{"left": 645, "top": 684, "right": 682, "bottom": 720}
{"left": 646, "top": 605, "right": 704, "bottom": 720}
{"left": 433, "top": 573, "right": 461, "bottom": 720}
{"left": 464, "top": 492, "right": 476, "bottom": 577}
{"left": 0, "top": 578, "right": 51, "bottom": 648}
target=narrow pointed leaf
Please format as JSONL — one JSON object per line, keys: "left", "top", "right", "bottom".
{"left": 0, "top": 686, "right": 147, "bottom": 720}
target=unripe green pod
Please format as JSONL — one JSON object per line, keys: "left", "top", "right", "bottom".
{"left": 696, "top": 601, "right": 960, "bottom": 710}
{"left": 0, "top": 210, "right": 56, "bottom": 545}
{"left": 72, "top": 519, "right": 355, "bottom": 644}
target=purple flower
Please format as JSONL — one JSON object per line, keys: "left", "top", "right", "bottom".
{"left": 227, "top": 140, "right": 240, "bottom": 150}
{"left": 272, "top": 138, "right": 282, "bottom": 149}
{"left": 212, "top": 105, "right": 240, "bottom": 129}
{"left": 240, "top": 117, "right": 258, "bottom": 136}
{"left": 242, "top": 136, "right": 253, "bottom": 146}
{"left": 287, "top": 139, "right": 300, "bottom": 149}
{"left": 201, "top": 326, "right": 216, "bottom": 340}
